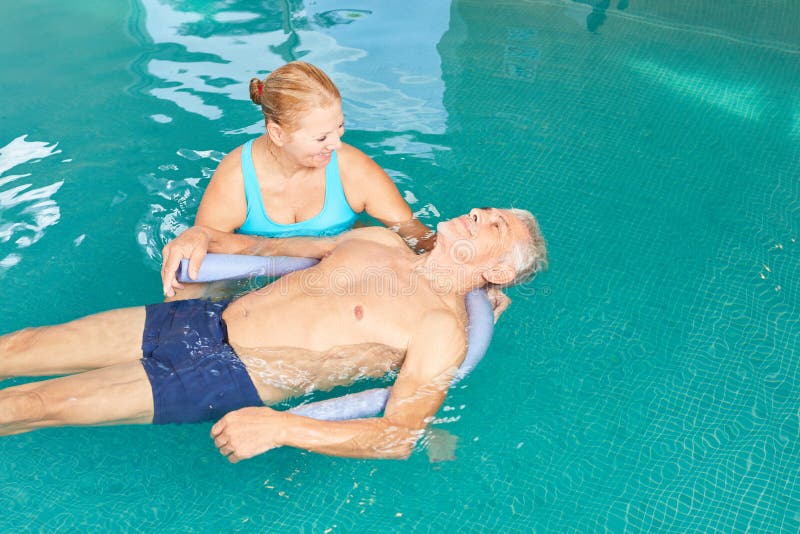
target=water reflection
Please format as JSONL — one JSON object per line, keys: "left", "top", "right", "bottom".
{"left": 137, "top": 0, "right": 449, "bottom": 133}
{"left": 561, "top": 0, "right": 630, "bottom": 33}
{"left": 366, "top": 135, "right": 450, "bottom": 161}
{"left": 582, "top": 0, "right": 628, "bottom": 33}
{"left": 0, "top": 136, "right": 64, "bottom": 276}
{"left": 629, "top": 59, "right": 765, "bottom": 120}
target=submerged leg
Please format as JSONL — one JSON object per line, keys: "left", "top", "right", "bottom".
{"left": 0, "top": 307, "right": 146, "bottom": 379}
{"left": 0, "top": 360, "right": 154, "bottom": 436}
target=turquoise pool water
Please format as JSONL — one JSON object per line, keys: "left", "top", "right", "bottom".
{"left": 1, "top": 0, "right": 799, "bottom": 531}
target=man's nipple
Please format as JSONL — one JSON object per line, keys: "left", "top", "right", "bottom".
{"left": 354, "top": 305, "right": 364, "bottom": 320}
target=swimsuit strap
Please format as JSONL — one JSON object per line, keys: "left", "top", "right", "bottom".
{"left": 239, "top": 139, "right": 272, "bottom": 232}
{"left": 319, "top": 150, "right": 358, "bottom": 231}
{"left": 237, "top": 140, "right": 357, "bottom": 237}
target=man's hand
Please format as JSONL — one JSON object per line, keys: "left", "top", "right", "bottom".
{"left": 211, "top": 406, "right": 285, "bottom": 463}
{"left": 486, "top": 286, "right": 511, "bottom": 323}
{"left": 160, "top": 226, "right": 212, "bottom": 297}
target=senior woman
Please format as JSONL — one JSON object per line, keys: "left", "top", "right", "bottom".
{"left": 161, "top": 61, "right": 436, "bottom": 298}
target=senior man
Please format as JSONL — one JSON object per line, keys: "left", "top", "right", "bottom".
{"left": 0, "top": 208, "right": 546, "bottom": 461}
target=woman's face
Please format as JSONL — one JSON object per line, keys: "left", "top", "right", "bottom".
{"left": 281, "top": 101, "right": 345, "bottom": 168}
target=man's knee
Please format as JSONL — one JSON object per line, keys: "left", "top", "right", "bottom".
{"left": 0, "top": 388, "right": 48, "bottom": 425}
{"left": 0, "top": 327, "right": 42, "bottom": 356}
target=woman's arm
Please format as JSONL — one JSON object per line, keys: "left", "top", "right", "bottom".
{"left": 338, "top": 144, "right": 436, "bottom": 252}
{"left": 161, "top": 148, "right": 248, "bottom": 297}
{"left": 389, "top": 218, "right": 437, "bottom": 253}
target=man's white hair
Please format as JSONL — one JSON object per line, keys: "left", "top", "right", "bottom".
{"left": 502, "top": 208, "right": 548, "bottom": 286}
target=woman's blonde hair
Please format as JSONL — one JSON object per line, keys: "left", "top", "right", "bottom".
{"left": 249, "top": 61, "right": 341, "bottom": 130}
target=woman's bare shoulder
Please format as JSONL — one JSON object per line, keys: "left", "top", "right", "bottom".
{"left": 336, "top": 143, "right": 411, "bottom": 223}
{"left": 211, "top": 144, "right": 246, "bottom": 184}
{"left": 196, "top": 143, "right": 248, "bottom": 227}
{"left": 337, "top": 143, "right": 381, "bottom": 174}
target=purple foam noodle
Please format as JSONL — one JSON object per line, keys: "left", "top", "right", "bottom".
{"left": 176, "top": 253, "right": 494, "bottom": 421}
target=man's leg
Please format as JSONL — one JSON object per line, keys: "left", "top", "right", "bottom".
{"left": 0, "top": 360, "right": 153, "bottom": 436}
{"left": 0, "top": 307, "right": 146, "bottom": 380}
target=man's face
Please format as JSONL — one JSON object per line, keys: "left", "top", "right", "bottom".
{"left": 437, "top": 208, "right": 529, "bottom": 269}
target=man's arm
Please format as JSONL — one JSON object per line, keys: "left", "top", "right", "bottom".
{"left": 211, "top": 311, "right": 467, "bottom": 461}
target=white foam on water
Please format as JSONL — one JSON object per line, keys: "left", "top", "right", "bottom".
{"left": 213, "top": 11, "right": 260, "bottom": 24}
{"left": 150, "top": 113, "right": 173, "bottom": 124}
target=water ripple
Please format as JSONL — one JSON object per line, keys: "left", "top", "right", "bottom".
{"left": 0, "top": 135, "right": 64, "bottom": 276}
{"left": 138, "top": 0, "right": 449, "bottom": 133}
{"left": 135, "top": 147, "right": 223, "bottom": 268}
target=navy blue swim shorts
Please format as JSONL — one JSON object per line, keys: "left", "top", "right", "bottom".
{"left": 140, "top": 298, "right": 263, "bottom": 424}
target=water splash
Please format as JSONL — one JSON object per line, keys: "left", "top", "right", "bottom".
{"left": 135, "top": 147, "right": 223, "bottom": 268}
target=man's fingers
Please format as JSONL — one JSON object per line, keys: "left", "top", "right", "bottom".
{"left": 493, "top": 300, "right": 509, "bottom": 323}
{"left": 218, "top": 442, "right": 242, "bottom": 463}
{"left": 210, "top": 419, "right": 225, "bottom": 438}
{"left": 213, "top": 434, "right": 229, "bottom": 448}
{"left": 214, "top": 435, "right": 244, "bottom": 462}
{"left": 490, "top": 293, "right": 511, "bottom": 324}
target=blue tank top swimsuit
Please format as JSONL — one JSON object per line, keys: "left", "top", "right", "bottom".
{"left": 236, "top": 139, "right": 358, "bottom": 237}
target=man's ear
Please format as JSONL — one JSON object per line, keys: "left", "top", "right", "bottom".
{"left": 483, "top": 262, "right": 516, "bottom": 286}
{"left": 266, "top": 121, "right": 285, "bottom": 147}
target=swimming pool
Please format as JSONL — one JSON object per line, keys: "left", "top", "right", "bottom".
{"left": 1, "top": 0, "right": 798, "bottom": 531}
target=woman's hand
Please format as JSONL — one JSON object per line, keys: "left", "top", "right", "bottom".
{"left": 160, "top": 226, "right": 212, "bottom": 297}
{"left": 391, "top": 218, "right": 437, "bottom": 253}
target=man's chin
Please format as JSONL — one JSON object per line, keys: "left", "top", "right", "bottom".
{"left": 436, "top": 220, "right": 455, "bottom": 238}
{"left": 433, "top": 230, "right": 450, "bottom": 248}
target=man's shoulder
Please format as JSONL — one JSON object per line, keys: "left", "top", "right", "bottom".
{"left": 415, "top": 307, "right": 467, "bottom": 345}
{"left": 403, "top": 307, "right": 468, "bottom": 377}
